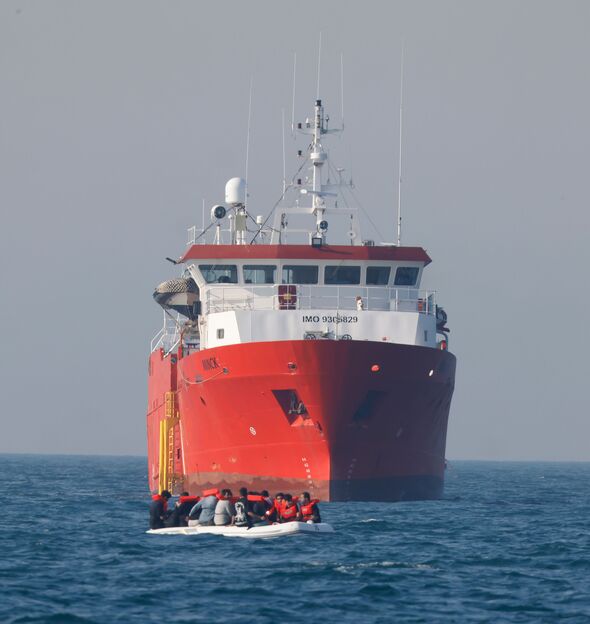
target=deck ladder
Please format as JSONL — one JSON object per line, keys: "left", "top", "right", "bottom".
{"left": 158, "top": 391, "right": 181, "bottom": 493}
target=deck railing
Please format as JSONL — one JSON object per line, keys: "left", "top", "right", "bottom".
{"left": 204, "top": 285, "right": 436, "bottom": 315}
{"left": 150, "top": 311, "right": 182, "bottom": 354}
{"left": 151, "top": 286, "right": 436, "bottom": 352}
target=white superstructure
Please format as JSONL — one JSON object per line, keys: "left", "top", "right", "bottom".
{"left": 152, "top": 98, "right": 450, "bottom": 356}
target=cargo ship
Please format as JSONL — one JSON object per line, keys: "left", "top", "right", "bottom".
{"left": 147, "top": 97, "right": 456, "bottom": 501}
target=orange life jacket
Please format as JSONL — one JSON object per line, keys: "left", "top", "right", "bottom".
{"left": 281, "top": 503, "right": 299, "bottom": 521}
{"left": 151, "top": 494, "right": 168, "bottom": 513}
{"left": 178, "top": 496, "right": 200, "bottom": 505}
{"left": 265, "top": 498, "right": 285, "bottom": 520}
{"left": 300, "top": 499, "right": 319, "bottom": 521}
{"left": 270, "top": 499, "right": 285, "bottom": 513}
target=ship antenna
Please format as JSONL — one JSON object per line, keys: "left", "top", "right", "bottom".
{"left": 291, "top": 53, "right": 296, "bottom": 135}
{"left": 316, "top": 32, "right": 322, "bottom": 99}
{"left": 396, "top": 41, "right": 405, "bottom": 247}
{"left": 282, "top": 108, "right": 287, "bottom": 194}
{"left": 245, "top": 76, "right": 253, "bottom": 211}
{"left": 340, "top": 52, "right": 345, "bottom": 128}
{"left": 201, "top": 198, "right": 205, "bottom": 238}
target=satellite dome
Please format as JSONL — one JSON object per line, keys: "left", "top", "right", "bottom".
{"left": 225, "top": 177, "right": 247, "bottom": 206}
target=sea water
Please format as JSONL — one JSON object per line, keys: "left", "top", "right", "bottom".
{"left": 0, "top": 455, "right": 589, "bottom": 623}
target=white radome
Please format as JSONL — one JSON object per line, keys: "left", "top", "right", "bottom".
{"left": 225, "top": 177, "right": 247, "bottom": 206}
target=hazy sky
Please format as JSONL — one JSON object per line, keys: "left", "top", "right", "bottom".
{"left": 1, "top": 0, "right": 589, "bottom": 460}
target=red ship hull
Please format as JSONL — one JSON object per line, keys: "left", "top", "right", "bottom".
{"left": 147, "top": 340, "right": 456, "bottom": 502}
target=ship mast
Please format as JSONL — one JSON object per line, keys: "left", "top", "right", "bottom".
{"left": 311, "top": 99, "right": 328, "bottom": 241}
{"left": 270, "top": 97, "right": 361, "bottom": 246}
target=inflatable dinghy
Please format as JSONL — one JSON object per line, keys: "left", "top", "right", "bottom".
{"left": 147, "top": 521, "right": 334, "bottom": 539}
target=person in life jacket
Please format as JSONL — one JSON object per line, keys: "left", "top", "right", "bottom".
{"left": 279, "top": 494, "right": 301, "bottom": 523}
{"left": 260, "top": 490, "right": 273, "bottom": 512}
{"left": 234, "top": 487, "right": 251, "bottom": 528}
{"left": 149, "top": 490, "right": 171, "bottom": 529}
{"left": 265, "top": 492, "right": 285, "bottom": 523}
{"left": 246, "top": 491, "right": 271, "bottom": 526}
{"left": 165, "top": 492, "right": 201, "bottom": 527}
{"left": 299, "top": 491, "right": 321, "bottom": 523}
{"left": 188, "top": 489, "right": 219, "bottom": 526}
{"left": 214, "top": 489, "right": 236, "bottom": 526}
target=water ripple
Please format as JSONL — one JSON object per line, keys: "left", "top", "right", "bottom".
{"left": 1, "top": 456, "right": 590, "bottom": 623}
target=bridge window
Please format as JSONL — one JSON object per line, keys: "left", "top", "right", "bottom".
{"left": 366, "top": 266, "right": 391, "bottom": 286}
{"left": 243, "top": 264, "right": 276, "bottom": 284}
{"left": 198, "top": 264, "right": 238, "bottom": 284}
{"left": 282, "top": 265, "right": 318, "bottom": 284}
{"left": 394, "top": 266, "right": 419, "bottom": 286}
{"left": 325, "top": 265, "right": 361, "bottom": 285}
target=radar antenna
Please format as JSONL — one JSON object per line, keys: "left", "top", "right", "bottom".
{"left": 245, "top": 77, "right": 253, "bottom": 211}
{"left": 316, "top": 32, "right": 322, "bottom": 100}
{"left": 396, "top": 42, "right": 405, "bottom": 247}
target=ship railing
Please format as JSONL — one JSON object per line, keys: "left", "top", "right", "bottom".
{"left": 187, "top": 224, "right": 234, "bottom": 245}
{"left": 204, "top": 285, "right": 436, "bottom": 315}
{"left": 187, "top": 226, "right": 197, "bottom": 245}
{"left": 150, "top": 310, "right": 182, "bottom": 354}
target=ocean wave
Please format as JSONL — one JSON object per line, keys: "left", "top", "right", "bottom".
{"left": 2, "top": 456, "right": 590, "bottom": 623}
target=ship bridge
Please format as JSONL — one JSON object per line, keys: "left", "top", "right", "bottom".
{"left": 152, "top": 243, "right": 447, "bottom": 355}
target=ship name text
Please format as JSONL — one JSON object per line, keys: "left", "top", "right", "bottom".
{"left": 302, "top": 315, "right": 359, "bottom": 324}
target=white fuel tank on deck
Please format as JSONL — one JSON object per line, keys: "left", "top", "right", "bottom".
{"left": 225, "top": 177, "right": 247, "bottom": 206}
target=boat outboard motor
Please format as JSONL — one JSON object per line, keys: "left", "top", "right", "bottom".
{"left": 153, "top": 277, "right": 200, "bottom": 320}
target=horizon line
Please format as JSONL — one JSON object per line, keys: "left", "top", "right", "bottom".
{"left": 1, "top": 451, "right": 589, "bottom": 463}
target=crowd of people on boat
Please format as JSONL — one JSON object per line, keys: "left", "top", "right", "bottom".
{"left": 149, "top": 487, "right": 321, "bottom": 530}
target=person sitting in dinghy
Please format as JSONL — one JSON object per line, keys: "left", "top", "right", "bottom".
{"left": 260, "top": 490, "right": 273, "bottom": 512}
{"left": 214, "top": 489, "right": 236, "bottom": 526}
{"left": 264, "top": 492, "right": 284, "bottom": 523}
{"left": 234, "top": 488, "right": 252, "bottom": 528}
{"left": 149, "top": 490, "right": 171, "bottom": 529}
{"left": 165, "top": 492, "right": 200, "bottom": 527}
{"left": 299, "top": 492, "right": 321, "bottom": 523}
{"left": 279, "top": 494, "right": 301, "bottom": 523}
{"left": 188, "top": 489, "right": 219, "bottom": 526}
{"left": 248, "top": 491, "right": 270, "bottom": 525}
